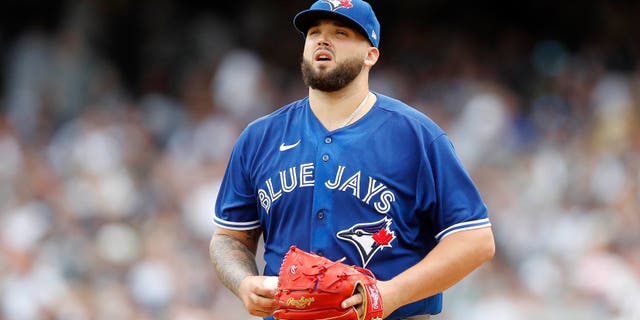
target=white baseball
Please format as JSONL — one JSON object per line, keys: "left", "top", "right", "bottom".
{"left": 262, "top": 276, "right": 279, "bottom": 290}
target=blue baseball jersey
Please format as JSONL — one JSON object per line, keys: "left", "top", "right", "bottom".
{"left": 214, "top": 93, "right": 491, "bottom": 318}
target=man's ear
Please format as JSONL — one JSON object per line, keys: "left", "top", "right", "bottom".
{"left": 364, "top": 47, "right": 380, "bottom": 67}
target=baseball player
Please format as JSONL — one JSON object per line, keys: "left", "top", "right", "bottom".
{"left": 209, "top": 0, "right": 495, "bottom": 319}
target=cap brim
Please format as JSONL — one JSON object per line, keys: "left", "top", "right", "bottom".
{"left": 294, "top": 10, "right": 368, "bottom": 42}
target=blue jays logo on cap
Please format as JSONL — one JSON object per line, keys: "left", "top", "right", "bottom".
{"left": 323, "top": 0, "right": 353, "bottom": 10}
{"left": 294, "top": 0, "right": 381, "bottom": 47}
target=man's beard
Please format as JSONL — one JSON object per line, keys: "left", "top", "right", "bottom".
{"left": 301, "top": 56, "right": 364, "bottom": 92}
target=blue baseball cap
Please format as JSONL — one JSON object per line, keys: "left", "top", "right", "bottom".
{"left": 294, "top": 0, "right": 380, "bottom": 48}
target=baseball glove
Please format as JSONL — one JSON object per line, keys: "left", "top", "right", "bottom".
{"left": 273, "top": 246, "right": 383, "bottom": 320}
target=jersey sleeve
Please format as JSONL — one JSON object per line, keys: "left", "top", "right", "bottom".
{"left": 213, "top": 129, "right": 261, "bottom": 230}
{"left": 426, "top": 134, "right": 491, "bottom": 242}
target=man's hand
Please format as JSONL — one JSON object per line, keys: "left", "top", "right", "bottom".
{"left": 238, "top": 275, "right": 278, "bottom": 318}
{"left": 340, "top": 279, "right": 401, "bottom": 319}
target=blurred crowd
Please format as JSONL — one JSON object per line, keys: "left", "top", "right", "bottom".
{"left": 1, "top": 1, "right": 639, "bottom": 320}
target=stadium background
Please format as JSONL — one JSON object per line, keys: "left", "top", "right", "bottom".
{"left": 1, "top": 0, "right": 639, "bottom": 319}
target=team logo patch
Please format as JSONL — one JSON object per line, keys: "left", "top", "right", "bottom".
{"left": 322, "top": 0, "right": 353, "bottom": 11}
{"left": 337, "top": 217, "right": 396, "bottom": 267}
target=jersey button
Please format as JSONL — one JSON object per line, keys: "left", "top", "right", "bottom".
{"left": 322, "top": 154, "right": 329, "bottom": 161}
{"left": 324, "top": 137, "right": 332, "bottom": 144}
{"left": 317, "top": 211, "right": 324, "bottom": 219}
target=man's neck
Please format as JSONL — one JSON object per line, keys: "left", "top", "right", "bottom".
{"left": 308, "top": 82, "right": 374, "bottom": 131}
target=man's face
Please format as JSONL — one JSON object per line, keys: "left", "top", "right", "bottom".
{"left": 301, "top": 19, "right": 370, "bottom": 92}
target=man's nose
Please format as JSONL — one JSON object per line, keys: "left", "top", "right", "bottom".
{"left": 315, "top": 32, "right": 331, "bottom": 46}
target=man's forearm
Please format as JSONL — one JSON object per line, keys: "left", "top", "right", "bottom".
{"left": 383, "top": 227, "right": 495, "bottom": 311}
{"left": 210, "top": 232, "right": 260, "bottom": 296}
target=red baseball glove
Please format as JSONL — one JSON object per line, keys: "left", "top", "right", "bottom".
{"left": 273, "top": 246, "right": 383, "bottom": 320}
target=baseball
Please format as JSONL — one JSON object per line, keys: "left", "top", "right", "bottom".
{"left": 263, "top": 276, "right": 279, "bottom": 290}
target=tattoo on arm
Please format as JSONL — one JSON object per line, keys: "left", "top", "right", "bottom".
{"left": 210, "top": 229, "right": 262, "bottom": 296}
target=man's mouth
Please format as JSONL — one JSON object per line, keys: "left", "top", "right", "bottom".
{"left": 314, "top": 49, "right": 334, "bottom": 62}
